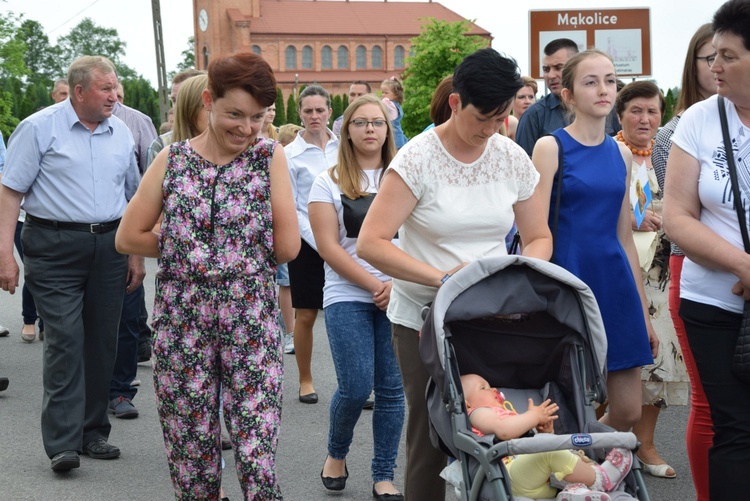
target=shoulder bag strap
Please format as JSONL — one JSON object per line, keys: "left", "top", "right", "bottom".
{"left": 551, "top": 133, "right": 565, "bottom": 258}
{"left": 719, "top": 96, "right": 750, "bottom": 253}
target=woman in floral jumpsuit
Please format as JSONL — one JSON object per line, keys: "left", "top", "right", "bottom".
{"left": 115, "top": 53, "right": 299, "bottom": 500}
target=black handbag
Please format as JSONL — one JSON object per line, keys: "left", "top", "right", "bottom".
{"left": 718, "top": 96, "right": 750, "bottom": 384}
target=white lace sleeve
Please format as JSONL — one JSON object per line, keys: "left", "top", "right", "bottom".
{"left": 388, "top": 133, "right": 432, "bottom": 199}
{"left": 507, "top": 141, "right": 540, "bottom": 201}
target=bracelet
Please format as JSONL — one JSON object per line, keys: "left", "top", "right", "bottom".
{"left": 440, "top": 273, "right": 451, "bottom": 284}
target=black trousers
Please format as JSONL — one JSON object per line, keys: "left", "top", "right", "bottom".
{"left": 22, "top": 221, "right": 127, "bottom": 458}
{"left": 680, "top": 299, "right": 750, "bottom": 499}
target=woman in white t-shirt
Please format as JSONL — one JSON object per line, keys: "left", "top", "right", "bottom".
{"left": 357, "top": 48, "right": 553, "bottom": 500}
{"left": 309, "top": 95, "right": 405, "bottom": 500}
{"left": 662, "top": 2, "right": 750, "bottom": 497}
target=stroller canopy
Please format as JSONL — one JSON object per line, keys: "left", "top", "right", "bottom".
{"left": 420, "top": 255, "right": 607, "bottom": 395}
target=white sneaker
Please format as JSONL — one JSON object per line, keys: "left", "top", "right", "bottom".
{"left": 283, "top": 333, "right": 295, "bottom": 354}
{"left": 0, "top": 325, "right": 9, "bottom": 337}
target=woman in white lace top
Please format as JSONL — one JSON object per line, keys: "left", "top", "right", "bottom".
{"left": 357, "top": 48, "right": 552, "bottom": 500}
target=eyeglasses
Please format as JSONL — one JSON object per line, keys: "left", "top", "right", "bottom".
{"left": 350, "top": 119, "right": 387, "bottom": 128}
{"left": 696, "top": 54, "right": 717, "bottom": 68}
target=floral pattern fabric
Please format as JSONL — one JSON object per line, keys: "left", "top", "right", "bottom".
{"left": 151, "top": 138, "right": 283, "bottom": 500}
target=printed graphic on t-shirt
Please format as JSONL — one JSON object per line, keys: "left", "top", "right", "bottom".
{"left": 716, "top": 126, "right": 750, "bottom": 217}
{"left": 341, "top": 194, "right": 375, "bottom": 238}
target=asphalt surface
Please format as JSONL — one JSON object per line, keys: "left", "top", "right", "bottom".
{"left": 0, "top": 256, "right": 696, "bottom": 500}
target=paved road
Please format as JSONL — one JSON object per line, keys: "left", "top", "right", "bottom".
{"left": 0, "top": 257, "right": 695, "bottom": 500}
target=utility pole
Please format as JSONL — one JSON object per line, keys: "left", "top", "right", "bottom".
{"left": 151, "top": 0, "right": 169, "bottom": 124}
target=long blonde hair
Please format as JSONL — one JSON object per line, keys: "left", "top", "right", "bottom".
{"left": 172, "top": 74, "right": 208, "bottom": 143}
{"left": 330, "top": 95, "right": 396, "bottom": 199}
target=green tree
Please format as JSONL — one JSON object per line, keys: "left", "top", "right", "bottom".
{"left": 331, "top": 94, "right": 343, "bottom": 122}
{"left": 168, "top": 36, "right": 196, "bottom": 82}
{"left": 122, "top": 76, "right": 161, "bottom": 129}
{"left": 273, "top": 87, "right": 285, "bottom": 127}
{"left": 0, "top": 11, "right": 26, "bottom": 137}
{"left": 17, "top": 19, "right": 62, "bottom": 85}
{"left": 176, "top": 36, "right": 195, "bottom": 72}
{"left": 401, "top": 18, "right": 488, "bottom": 137}
{"left": 18, "top": 80, "right": 53, "bottom": 118}
{"left": 662, "top": 87, "right": 678, "bottom": 126}
{"left": 286, "top": 93, "right": 299, "bottom": 125}
{"left": 57, "top": 18, "right": 136, "bottom": 80}
{"left": 0, "top": 12, "right": 26, "bottom": 80}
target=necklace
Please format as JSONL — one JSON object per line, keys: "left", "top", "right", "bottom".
{"left": 616, "top": 131, "right": 654, "bottom": 157}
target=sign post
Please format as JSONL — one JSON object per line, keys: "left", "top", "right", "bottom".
{"left": 529, "top": 8, "right": 651, "bottom": 79}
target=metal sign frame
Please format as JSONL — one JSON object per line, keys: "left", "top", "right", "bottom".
{"left": 529, "top": 8, "right": 651, "bottom": 79}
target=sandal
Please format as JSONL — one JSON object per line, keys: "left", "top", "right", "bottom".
{"left": 639, "top": 459, "right": 676, "bottom": 479}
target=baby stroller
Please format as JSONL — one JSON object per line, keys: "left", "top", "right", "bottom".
{"left": 419, "top": 255, "right": 650, "bottom": 501}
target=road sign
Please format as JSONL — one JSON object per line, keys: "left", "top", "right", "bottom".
{"left": 529, "top": 8, "right": 651, "bottom": 79}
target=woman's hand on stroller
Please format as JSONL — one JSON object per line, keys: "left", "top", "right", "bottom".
{"left": 529, "top": 398, "right": 559, "bottom": 433}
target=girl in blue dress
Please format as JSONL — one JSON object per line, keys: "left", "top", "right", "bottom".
{"left": 531, "top": 49, "right": 658, "bottom": 432}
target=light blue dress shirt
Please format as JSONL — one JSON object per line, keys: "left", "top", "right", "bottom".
{"left": 2, "top": 100, "right": 139, "bottom": 223}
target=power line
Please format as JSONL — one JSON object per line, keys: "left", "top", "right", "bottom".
{"left": 47, "top": 0, "right": 103, "bottom": 35}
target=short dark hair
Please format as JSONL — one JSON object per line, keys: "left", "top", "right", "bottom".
{"left": 452, "top": 48, "right": 523, "bottom": 116}
{"left": 615, "top": 81, "right": 665, "bottom": 117}
{"left": 544, "top": 38, "right": 580, "bottom": 57}
{"left": 207, "top": 53, "right": 277, "bottom": 107}
{"left": 351, "top": 80, "right": 371, "bottom": 93}
{"left": 298, "top": 84, "right": 331, "bottom": 109}
{"left": 713, "top": 0, "right": 750, "bottom": 50}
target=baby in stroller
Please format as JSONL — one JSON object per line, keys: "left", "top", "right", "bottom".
{"left": 462, "top": 374, "right": 632, "bottom": 501}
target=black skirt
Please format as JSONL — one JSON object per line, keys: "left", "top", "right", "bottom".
{"left": 287, "top": 238, "right": 324, "bottom": 309}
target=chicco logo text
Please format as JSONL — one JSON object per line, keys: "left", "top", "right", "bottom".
{"left": 571, "top": 434, "right": 593, "bottom": 447}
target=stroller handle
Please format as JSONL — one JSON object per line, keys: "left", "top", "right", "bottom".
{"left": 503, "top": 431, "right": 638, "bottom": 456}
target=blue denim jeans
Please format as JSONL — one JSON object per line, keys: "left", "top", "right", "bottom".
{"left": 324, "top": 301, "right": 405, "bottom": 483}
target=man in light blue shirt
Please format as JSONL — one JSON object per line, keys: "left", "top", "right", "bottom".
{"left": 0, "top": 55, "right": 141, "bottom": 472}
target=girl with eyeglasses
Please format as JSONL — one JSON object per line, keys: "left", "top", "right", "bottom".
{"left": 309, "top": 95, "right": 405, "bottom": 500}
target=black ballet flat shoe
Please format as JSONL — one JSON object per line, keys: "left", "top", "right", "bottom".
{"left": 321, "top": 461, "right": 348, "bottom": 491}
{"left": 372, "top": 484, "right": 404, "bottom": 501}
{"left": 299, "top": 390, "right": 318, "bottom": 404}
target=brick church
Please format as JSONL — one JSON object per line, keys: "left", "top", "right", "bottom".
{"left": 192, "top": 0, "right": 491, "bottom": 98}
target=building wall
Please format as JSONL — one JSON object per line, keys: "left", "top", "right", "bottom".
{"left": 192, "top": 0, "right": 489, "bottom": 100}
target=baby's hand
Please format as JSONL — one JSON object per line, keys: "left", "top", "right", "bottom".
{"left": 537, "top": 420, "right": 555, "bottom": 433}
{"left": 528, "top": 398, "right": 559, "bottom": 427}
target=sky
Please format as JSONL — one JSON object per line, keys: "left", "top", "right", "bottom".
{"left": 2, "top": 0, "right": 721, "bottom": 92}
